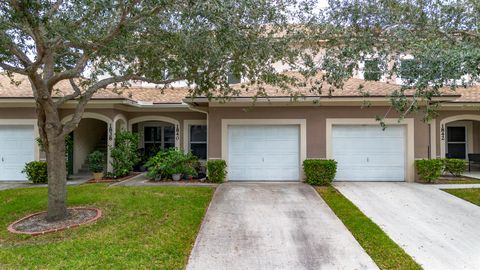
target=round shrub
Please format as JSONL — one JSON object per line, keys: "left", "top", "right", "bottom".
{"left": 303, "top": 159, "right": 337, "bottom": 186}
{"left": 22, "top": 161, "right": 48, "bottom": 184}
{"left": 206, "top": 159, "right": 227, "bottom": 183}
{"left": 88, "top": 151, "right": 105, "bottom": 173}
{"left": 444, "top": 158, "right": 467, "bottom": 177}
{"left": 415, "top": 159, "right": 444, "bottom": 183}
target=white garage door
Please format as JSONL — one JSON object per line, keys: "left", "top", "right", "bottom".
{"left": 0, "top": 125, "right": 35, "bottom": 181}
{"left": 228, "top": 125, "right": 299, "bottom": 181}
{"left": 332, "top": 125, "right": 405, "bottom": 181}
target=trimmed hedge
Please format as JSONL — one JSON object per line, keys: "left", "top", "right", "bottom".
{"left": 444, "top": 158, "right": 467, "bottom": 177}
{"left": 415, "top": 159, "right": 444, "bottom": 183}
{"left": 303, "top": 159, "right": 337, "bottom": 186}
{"left": 22, "top": 161, "right": 48, "bottom": 184}
{"left": 206, "top": 160, "right": 227, "bottom": 183}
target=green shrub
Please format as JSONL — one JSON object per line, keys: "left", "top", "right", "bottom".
{"left": 110, "top": 131, "right": 141, "bottom": 177}
{"left": 22, "top": 161, "right": 48, "bottom": 184}
{"left": 145, "top": 149, "right": 198, "bottom": 180}
{"left": 303, "top": 159, "right": 337, "bottom": 186}
{"left": 206, "top": 160, "right": 227, "bottom": 183}
{"left": 415, "top": 159, "right": 444, "bottom": 182}
{"left": 444, "top": 158, "right": 467, "bottom": 177}
{"left": 88, "top": 151, "right": 105, "bottom": 173}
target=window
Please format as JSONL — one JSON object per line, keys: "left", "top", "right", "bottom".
{"left": 399, "top": 59, "right": 419, "bottom": 81}
{"left": 364, "top": 59, "right": 381, "bottom": 81}
{"left": 447, "top": 126, "right": 467, "bottom": 159}
{"left": 189, "top": 125, "right": 207, "bottom": 159}
{"left": 144, "top": 125, "right": 175, "bottom": 156}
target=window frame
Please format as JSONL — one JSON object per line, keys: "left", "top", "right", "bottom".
{"left": 363, "top": 58, "right": 382, "bottom": 81}
{"left": 183, "top": 120, "right": 207, "bottom": 160}
{"left": 142, "top": 122, "right": 176, "bottom": 151}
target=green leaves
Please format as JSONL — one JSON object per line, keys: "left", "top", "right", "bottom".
{"left": 318, "top": 0, "right": 480, "bottom": 120}
{"left": 144, "top": 149, "right": 198, "bottom": 180}
{"left": 110, "top": 131, "right": 140, "bottom": 178}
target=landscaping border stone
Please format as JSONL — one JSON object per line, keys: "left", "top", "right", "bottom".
{"left": 7, "top": 207, "right": 102, "bottom": 236}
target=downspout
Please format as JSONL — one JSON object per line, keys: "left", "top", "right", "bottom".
{"left": 428, "top": 123, "right": 431, "bottom": 159}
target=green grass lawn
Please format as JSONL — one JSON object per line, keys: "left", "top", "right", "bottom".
{"left": 317, "top": 186, "right": 421, "bottom": 270}
{"left": 0, "top": 184, "right": 214, "bottom": 270}
{"left": 443, "top": 188, "right": 480, "bottom": 206}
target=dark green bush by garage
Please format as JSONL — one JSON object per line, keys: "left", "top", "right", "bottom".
{"left": 22, "top": 161, "right": 48, "bottom": 184}
{"left": 303, "top": 159, "right": 337, "bottom": 186}
{"left": 415, "top": 159, "right": 444, "bottom": 183}
{"left": 206, "top": 159, "right": 227, "bottom": 183}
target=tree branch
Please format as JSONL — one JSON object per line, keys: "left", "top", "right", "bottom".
{"left": 45, "top": 0, "right": 64, "bottom": 18}
{"left": 54, "top": 78, "right": 82, "bottom": 106}
{"left": 0, "top": 62, "right": 28, "bottom": 75}
{"left": 47, "top": 54, "right": 89, "bottom": 88}
{"left": 61, "top": 75, "right": 181, "bottom": 134}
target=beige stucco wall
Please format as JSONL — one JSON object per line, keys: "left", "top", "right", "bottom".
{"left": 207, "top": 106, "right": 430, "bottom": 160}
{"left": 0, "top": 107, "right": 37, "bottom": 118}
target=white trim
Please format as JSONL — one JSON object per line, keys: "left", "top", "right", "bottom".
{"left": 61, "top": 112, "right": 112, "bottom": 125}
{"left": 183, "top": 120, "right": 207, "bottom": 160}
{"left": 128, "top": 116, "right": 180, "bottom": 148}
{"left": 439, "top": 115, "right": 480, "bottom": 158}
{"left": 325, "top": 118, "right": 415, "bottom": 182}
{"left": 0, "top": 119, "right": 40, "bottom": 161}
{"left": 113, "top": 114, "right": 128, "bottom": 131}
{"left": 430, "top": 120, "right": 437, "bottom": 158}
{"left": 221, "top": 119, "right": 307, "bottom": 181}
{"left": 444, "top": 121, "right": 473, "bottom": 159}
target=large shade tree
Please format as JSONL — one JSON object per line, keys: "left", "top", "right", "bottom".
{"left": 316, "top": 0, "right": 480, "bottom": 121}
{"left": 0, "top": 0, "right": 314, "bottom": 221}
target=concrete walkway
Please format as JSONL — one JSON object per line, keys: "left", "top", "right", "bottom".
{"left": 0, "top": 173, "right": 91, "bottom": 191}
{"left": 335, "top": 182, "right": 480, "bottom": 270}
{"left": 187, "top": 182, "right": 378, "bottom": 270}
{"left": 112, "top": 173, "right": 218, "bottom": 187}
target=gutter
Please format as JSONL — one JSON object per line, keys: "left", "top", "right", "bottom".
{"left": 182, "top": 95, "right": 459, "bottom": 104}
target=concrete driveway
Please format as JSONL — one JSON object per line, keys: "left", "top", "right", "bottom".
{"left": 187, "top": 182, "right": 378, "bottom": 270}
{"left": 336, "top": 182, "right": 480, "bottom": 270}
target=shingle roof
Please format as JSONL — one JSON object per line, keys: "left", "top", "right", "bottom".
{"left": 0, "top": 72, "right": 477, "bottom": 104}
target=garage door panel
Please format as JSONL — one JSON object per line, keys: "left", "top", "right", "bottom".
{"left": 228, "top": 125, "right": 300, "bottom": 181}
{"left": 0, "top": 125, "right": 35, "bottom": 181}
{"left": 332, "top": 125, "right": 405, "bottom": 182}
{"left": 336, "top": 167, "right": 405, "bottom": 181}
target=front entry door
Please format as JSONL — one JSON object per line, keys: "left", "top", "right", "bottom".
{"left": 447, "top": 126, "right": 467, "bottom": 159}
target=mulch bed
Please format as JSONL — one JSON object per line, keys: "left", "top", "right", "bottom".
{"left": 8, "top": 207, "right": 102, "bottom": 236}
{"left": 418, "top": 175, "right": 479, "bottom": 184}
{"left": 147, "top": 179, "right": 206, "bottom": 184}
{"left": 87, "top": 172, "right": 141, "bottom": 183}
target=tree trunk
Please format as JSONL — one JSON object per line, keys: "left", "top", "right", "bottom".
{"left": 45, "top": 132, "right": 68, "bottom": 221}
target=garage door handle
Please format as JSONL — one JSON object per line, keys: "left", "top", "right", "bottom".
{"left": 1, "top": 157, "right": 3, "bottom": 162}
{"left": 366, "top": 157, "right": 369, "bottom": 162}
